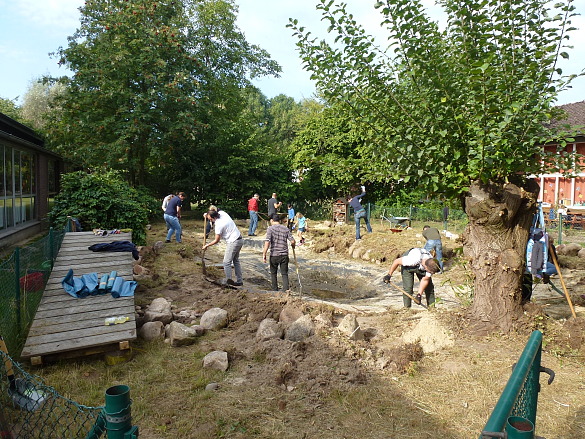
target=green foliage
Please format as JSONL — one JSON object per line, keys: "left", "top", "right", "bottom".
{"left": 289, "top": 0, "right": 582, "bottom": 199}
{"left": 46, "top": 0, "right": 281, "bottom": 189}
{"left": 48, "top": 171, "right": 155, "bottom": 245}
{"left": 0, "top": 97, "right": 23, "bottom": 123}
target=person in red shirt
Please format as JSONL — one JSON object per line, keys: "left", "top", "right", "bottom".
{"left": 248, "top": 193, "right": 260, "bottom": 236}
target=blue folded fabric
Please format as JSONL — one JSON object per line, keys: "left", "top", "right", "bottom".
{"left": 61, "top": 270, "right": 135, "bottom": 298}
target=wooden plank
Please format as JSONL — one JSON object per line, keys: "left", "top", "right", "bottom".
{"left": 28, "top": 315, "right": 136, "bottom": 337}
{"left": 21, "top": 231, "right": 137, "bottom": 361}
{"left": 21, "top": 329, "right": 137, "bottom": 358}
{"left": 25, "top": 322, "right": 135, "bottom": 347}
{"left": 33, "top": 298, "right": 134, "bottom": 319}
{"left": 28, "top": 305, "right": 135, "bottom": 328}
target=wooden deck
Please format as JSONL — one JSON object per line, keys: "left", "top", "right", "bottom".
{"left": 21, "top": 231, "right": 137, "bottom": 364}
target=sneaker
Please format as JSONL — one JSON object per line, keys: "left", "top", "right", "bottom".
{"left": 227, "top": 279, "right": 243, "bottom": 287}
{"left": 165, "top": 240, "right": 171, "bottom": 243}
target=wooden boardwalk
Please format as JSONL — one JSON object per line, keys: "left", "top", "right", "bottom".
{"left": 21, "top": 232, "right": 137, "bottom": 364}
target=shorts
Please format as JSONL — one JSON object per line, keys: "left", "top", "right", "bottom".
{"left": 299, "top": 227, "right": 306, "bottom": 232}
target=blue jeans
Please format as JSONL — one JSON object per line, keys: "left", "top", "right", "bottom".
{"left": 248, "top": 211, "right": 258, "bottom": 235}
{"left": 354, "top": 209, "right": 372, "bottom": 239}
{"left": 424, "top": 239, "right": 443, "bottom": 269}
{"left": 164, "top": 214, "right": 182, "bottom": 242}
{"left": 223, "top": 238, "right": 244, "bottom": 283}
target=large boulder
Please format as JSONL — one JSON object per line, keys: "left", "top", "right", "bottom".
{"left": 200, "top": 307, "right": 228, "bottom": 330}
{"left": 562, "top": 243, "right": 582, "bottom": 257}
{"left": 144, "top": 298, "right": 173, "bottom": 324}
{"left": 337, "top": 314, "right": 364, "bottom": 341}
{"left": 138, "top": 321, "right": 165, "bottom": 341}
{"left": 167, "top": 321, "right": 204, "bottom": 347}
{"left": 279, "top": 304, "right": 304, "bottom": 325}
{"left": 256, "top": 318, "right": 283, "bottom": 341}
{"left": 203, "top": 351, "right": 229, "bottom": 371}
{"left": 284, "top": 314, "right": 314, "bottom": 342}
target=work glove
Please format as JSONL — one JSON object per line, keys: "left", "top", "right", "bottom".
{"left": 383, "top": 274, "right": 392, "bottom": 284}
{"left": 361, "top": 185, "right": 366, "bottom": 192}
{"left": 415, "top": 294, "right": 422, "bottom": 304}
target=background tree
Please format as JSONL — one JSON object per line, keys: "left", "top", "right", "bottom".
{"left": 20, "top": 80, "right": 65, "bottom": 131}
{"left": 290, "top": 0, "right": 582, "bottom": 332}
{"left": 46, "top": 0, "right": 280, "bottom": 191}
{"left": 0, "top": 97, "right": 23, "bottom": 122}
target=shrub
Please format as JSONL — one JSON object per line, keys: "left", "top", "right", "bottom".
{"left": 48, "top": 171, "right": 156, "bottom": 245}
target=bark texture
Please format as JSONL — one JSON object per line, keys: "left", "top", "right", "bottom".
{"left": 463, "top": 179, "right": 539, "bottom": 333}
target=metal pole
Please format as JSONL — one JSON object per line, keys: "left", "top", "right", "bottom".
{"left": 558, "top": 212, "right": 562, "bottom": 245}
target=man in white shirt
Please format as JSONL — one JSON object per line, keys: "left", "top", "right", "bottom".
{"left": 383, "top": 248, "right": 440, "bottom": 307}
{"left": 202, "top": 210, "right": 244, "bottom": 286}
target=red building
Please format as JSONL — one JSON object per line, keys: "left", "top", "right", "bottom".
{"left": 537, "top": 100, "right": 585, "bottom": 209}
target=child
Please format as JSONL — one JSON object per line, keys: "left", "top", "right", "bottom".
{"left": 296, "top": 212, "right": 307, "bottom": 245}
{"left": 287, "top": 204, "right": 295, "bottom": 230}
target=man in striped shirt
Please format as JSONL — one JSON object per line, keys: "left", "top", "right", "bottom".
{"left": 263, "top": 214, "right": 296, "bottom": 291}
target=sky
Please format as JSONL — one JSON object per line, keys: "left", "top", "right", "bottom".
{"left": 0, "top": 0, "right": 584, "bottom": 106}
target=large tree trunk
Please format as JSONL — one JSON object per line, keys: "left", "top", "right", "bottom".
{"left": 463, "top": 179, "right": 539, "bottom": 333}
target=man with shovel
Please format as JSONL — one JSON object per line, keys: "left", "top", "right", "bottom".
{"left": 263, "top": 213, "right": 296, "bottom": 292}
{"left": 383, "top": 248, "right": 441, "bottom": 308}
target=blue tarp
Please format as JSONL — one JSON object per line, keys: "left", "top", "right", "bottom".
{"left": 61, "top": 269, "right": 136, "bottom": 298}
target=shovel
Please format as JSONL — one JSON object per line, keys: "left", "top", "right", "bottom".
{"left": 0, "top": 336, "right": 47, "bottom": 412}
{"left": 292, "top": 245, "right": 303, "bottom": 295}
{"left": 201, "top": 216, "right": 208, "bottom": 276}
{"left": 389, "top": 281, "right": 428, "bottom": 309}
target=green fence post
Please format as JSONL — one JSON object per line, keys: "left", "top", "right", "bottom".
{"left": 558, "top": 213, "right": 562, "bottom": 245}
{"left": 104, "top": 385, "right": 138, "bottom": 439}
{"left": 15, "top": 247, "right": 21, "bottom": 332}
{"left": 49, "top": 227, "right": 54, "bottom": 269}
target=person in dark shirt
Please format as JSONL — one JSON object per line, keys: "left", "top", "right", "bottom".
{"left": 164, "top": 192, "right": 185, "bottom": 243}
{"left": 263, "top": 214, "right": 296, "bottom": 291}
{"left": 347, "top": 185, "right": 372, "bottom": 240}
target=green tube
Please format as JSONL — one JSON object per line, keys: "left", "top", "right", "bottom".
{"left": 105, "top": 385, "right": 131, "bottom": 439}
{"left": 506, "top": 416, "right": 534, "bottom": 439}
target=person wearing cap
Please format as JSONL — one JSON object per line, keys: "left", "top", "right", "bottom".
{"left": 383, "top": 248, "right": 441, "bottom": 307}
{"left": 248, "top": 193, "right": 260, "bottom": 236}
{"left": 347, "top": 185, "right": 372, "bottom": 240}
{"left": 263, "top": 213, "right": 296, "bottom": 291}
{"left": 203, "top": 209, "right": 244, "bottom": 286}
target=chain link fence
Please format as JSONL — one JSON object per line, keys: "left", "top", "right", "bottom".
{"left": 0, "top": 221, "right": 71, "bottom": 357}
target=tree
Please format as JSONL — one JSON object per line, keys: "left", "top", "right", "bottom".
{"left": 47, "top": 0, "right": 280, "bottom": 188}
{"left": 289, "top": 0, "right": 582, "bottom": 331}
{"left": 0, "top": 97, "right": 22, "bottom": 122}
{"left": 21, "top": 80, "right": 65, "bottom": 131}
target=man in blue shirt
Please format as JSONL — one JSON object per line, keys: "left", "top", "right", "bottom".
{"left": 347, "top": 185, "right": 372, "bottom": 240}
{"left": 164, "top": 192, "right": 185, "bottom": 243}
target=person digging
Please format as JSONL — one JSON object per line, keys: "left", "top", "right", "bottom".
{"left": 383, "top": 248, "right": 441, "bottom": 308}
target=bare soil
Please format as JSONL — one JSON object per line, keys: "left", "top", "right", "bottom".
{"left": 38, "top": 214, "right": 585, "bottom": 438}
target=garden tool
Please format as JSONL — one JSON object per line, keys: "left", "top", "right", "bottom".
{"left": 292, "top": 245, "right": 303, "bottom": 295}
{"left": 0, "top": 336, "right": 47, "bottom": 412}
{"left": 201, "top": 217, "right": 208, "bottom": 276}
{"left": 389, "top": 281, "right": 428, "bottom": 309}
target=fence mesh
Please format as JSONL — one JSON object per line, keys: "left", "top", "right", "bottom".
{"left": 0, "top": 349, "right": 105, "bottom": 439}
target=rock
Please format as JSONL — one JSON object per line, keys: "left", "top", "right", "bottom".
{"left": 284, "top": 314, "right": 314, "bottom": 342}
{"left": 167, "top": 321, "right": 202, "bottom": 347}
{"left": 323, "top": 221, "right": 332, "bottom": 228}
{"left": 563, "top": 243, "right": 582, "bottom": 257}
{"left": 138, "top": 321, "right": 165, "bottom": 341}
{"left": 579, "top": 248, "right": 585, "bottom": 259}
{"left": 153, "top": 241, "right": 164, "bottom": 253}
{"left": 133, "top": 264, "right": 149, "bottom": 275}
{"left": 203, "top": 351, "right": 229, "bottom": 371}
{"left": 279, "top": 304, "right": 304, "bottom": 325}
{"left": 144, "top": 298, "right": 173, "bottom": 324}
{"left": 256, "top": 318, "right": 283, "bottom": 341}
{"left": 361, "top": 249, "right": 372, "bottom": 261}
{"left": 205, "top": 382, "right": 220, "bottom": 391}
{"left": 200, "top": 307, "right": 228, "bottom": 330}
{"left": 348, "top": 240, "right": 361, "bottom": 256}
{"left": 337, "top": 314, "right": 364, "bottom": 341}
{"left": 352, "top": 247, "right": 366, "bottom": 259}
{"left": 138, "top": 245, "right": 153, "bottom": 257}
{"left": 314, "top": 313, "right": 333, "bottom": 330}
{"left": 173, "top": 310, "right": 193, "bottom": 324}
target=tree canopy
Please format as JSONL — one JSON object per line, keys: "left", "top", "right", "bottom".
{"left": 289, "top": 0, "right": 581, "bottom": 198}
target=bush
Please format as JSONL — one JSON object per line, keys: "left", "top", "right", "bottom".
{"left": 48, "top": 171, "right": 156, "bottom": 245}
